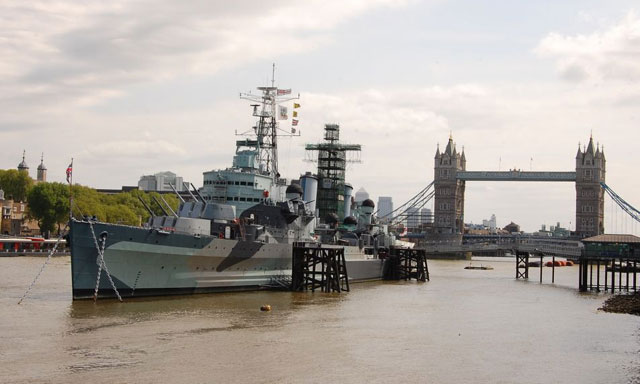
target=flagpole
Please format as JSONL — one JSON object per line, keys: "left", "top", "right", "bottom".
{"left": 68, "top": 158, "right": 73, "bottom": 221}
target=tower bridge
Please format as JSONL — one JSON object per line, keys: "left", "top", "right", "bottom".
{"left": 455, "top": 171, "right": 576, "bottom": 182}
{"left": 433, "top": 134, "right": 605, "bottom": 240}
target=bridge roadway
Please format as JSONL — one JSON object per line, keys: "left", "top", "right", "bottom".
{"left": 418, "top": 237, "right": 583, "bottom": 258}
{"left": 456, "top": 171, "right": 576, "bottom": 182}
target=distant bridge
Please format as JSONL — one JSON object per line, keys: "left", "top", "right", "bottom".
{"left": 456, "top": 171, "right": 576, "bottom": 182}
{"left": 419, "top": 237, "right": 583, "bottom": 258}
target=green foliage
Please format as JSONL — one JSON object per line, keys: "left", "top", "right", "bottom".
{"left": 69, "top": 185, "right": 180, "bottom": 226}
{"left": 27, "top": 182, "right": 69, "bottom": 234}
{"left": 24, "top": 181, "right": 183, "bottom": 231}
{"left": 0, "top": 169, "right": 34, "bottom": 201}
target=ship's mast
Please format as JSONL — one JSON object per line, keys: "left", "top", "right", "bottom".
{"left": 239, "top": 65, "right": 299, "bottom": 183}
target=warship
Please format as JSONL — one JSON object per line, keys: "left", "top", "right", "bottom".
{"left": 69, "top": 79, "right": 401, "bottom": 300}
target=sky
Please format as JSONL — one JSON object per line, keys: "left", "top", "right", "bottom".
{"left": 2, "top": 0, "right": 640, "bottom": 232}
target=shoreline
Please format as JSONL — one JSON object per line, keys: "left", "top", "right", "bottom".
{"left": 600, "top": 293, "right": 640, "bottom": 316}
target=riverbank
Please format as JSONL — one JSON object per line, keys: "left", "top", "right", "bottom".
{"left": 600, "top": 293, "right": 640, "bottom": 316}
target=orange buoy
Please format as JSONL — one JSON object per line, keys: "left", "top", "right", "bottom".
{"left": 566, "top": 260, "right": 574, "bottom": 266}
{"left": 545, "top": 261, "right": 553, "bottom": 267}
{"left": 260, "top": 305, "right": 271, "bottom": 312}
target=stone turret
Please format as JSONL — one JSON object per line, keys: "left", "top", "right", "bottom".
{"left": 575, "top": 135, "right": 605, "bottom": 238}
{"left": 434, "top": 134, "right": 466, "bottom": 236}
{"left": 37, "top": 153, "right": 47, "bottom": 182}
{"left": 17, "top": 150, "right": 29, "bottom": 173}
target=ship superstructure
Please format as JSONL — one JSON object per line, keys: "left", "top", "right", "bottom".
{"left": 200, "top": 80, "right": 299, "bottom": 216}
{"left": 305, "top": 124, "right": 361, "bottom": 222}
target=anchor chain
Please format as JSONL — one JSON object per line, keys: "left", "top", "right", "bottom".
{"left": 92, "top": 232, "right": 107, "bottom": 301}
{"left": 88, "top": 221, "right": 123, "bottom": 302}
{"left": 17, "top": 224, "right": 69, "bottom": 305}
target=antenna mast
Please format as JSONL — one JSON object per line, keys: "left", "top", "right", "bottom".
{"left": 238, "top": 65, "right": 300, "bottom": 183}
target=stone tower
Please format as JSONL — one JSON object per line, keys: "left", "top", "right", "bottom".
{"left": 37, "top": 153, "right": 47, "bottom": 182}
{"left": 434, "top": 135, "right": 466, "bottom": 235}
{"left": 575, "top": 135, "right": 605, "bottom": 238}
{"left": 17, "top": 150, "right": 29, "bottom": 174}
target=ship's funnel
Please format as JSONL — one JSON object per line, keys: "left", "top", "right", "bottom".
{"left": 300, "top": 172, "right": 318, "bottom": 213}
{"left": 344, "top": 183, "right": 353, "bottom": 219}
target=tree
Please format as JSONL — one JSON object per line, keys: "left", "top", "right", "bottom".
{"left": 27, "top": 182, "right": 70, "bottom": 234}
{"left": 67, "top": 185, "right": 182, "bottom": 227}
{"left": 0, "top": 169, "right": 34, "bottom": 201}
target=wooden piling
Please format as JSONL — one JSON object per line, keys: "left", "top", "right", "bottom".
{"left": 596, "top": 259, "right": 600, "bottom": 292}
{"left": 515, "top": 251, "right": 529, "bottom": 280}
{"left": 384, "top": 248, "right": 429, "bottom": 282}
{"left": 292, "top": 245, "right": 349, "bottom": 293}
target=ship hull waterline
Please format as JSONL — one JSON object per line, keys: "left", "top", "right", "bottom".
{"left": 70, "top": 220, "right": 384, "bottom": 300}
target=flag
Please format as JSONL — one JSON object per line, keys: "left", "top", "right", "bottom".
{"left": 293, "top": 103, "right": 300, "bottom": 108}
{"left": 292, "top": 119, "right": 299, "bottom": 126}
{"left": 277, "top": 89, "right": 291, "bottom": 96}
{"left": 293, "top": 111, "right": 298, "bottom": 117}
{"left": 291, "top": 128, "right": 296, "bottom": 134}
{"left": 278, "top": 105, "right": 288, "bottom": 120}
{"left": 66, "top": 161, "right": 73, "bottom": 183}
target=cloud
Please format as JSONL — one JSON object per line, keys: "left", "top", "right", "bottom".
{"left": 80, "top": 138, "right": 187, "bottom": 159}
{"left": 0, "top": 0, "right": 405, "bottom": 114}
{"left": 2, "top": 2, "right": 640, "bottom": 233}
{"left": 536, "top": 11, "right": 640, "bottom": 83}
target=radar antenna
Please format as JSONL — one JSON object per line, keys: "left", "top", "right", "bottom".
{"left": 237, "top": 64, "right": 300, "bottom": 182}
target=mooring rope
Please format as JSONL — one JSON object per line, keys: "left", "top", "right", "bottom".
{"left": 88, "top": 221, "right": 123, "bottom": 302}
{"left": 17, "top": 224, "right": 69, "bottom": 305}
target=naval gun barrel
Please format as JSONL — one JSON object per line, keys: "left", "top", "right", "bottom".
{"left": 182, "top": 182, "right": 198, "bottom": 202}
{"left": 151, "top": 195, "right": 170, "bottom": 217}
{"left": 190, "top": 183, "right": 207, "bottom": 204}
{"left": 168, "top": 183, "right": 185, "bottom": 203}
{"left": 159, "top": 195, "right": 178, "bottom": 218}
{"left": 137, "top": 195, "right": 155, "bottom": 217}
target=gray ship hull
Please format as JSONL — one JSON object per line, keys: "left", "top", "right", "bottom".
{"left": 70, "top": 220, "right": 383, "bottom": 299}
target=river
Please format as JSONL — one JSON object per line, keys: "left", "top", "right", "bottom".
{"left": 1, "top": 256, "right": 638, "bottom": 383}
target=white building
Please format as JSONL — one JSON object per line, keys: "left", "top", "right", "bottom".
{"left": 138, "top": 171, "right": 186, "bottom": 192}
{"left": 482, "top": 214, "right": 497, "bottom": 232}
{"left": 354, "top": 187, "right": 370, "bottom": 203}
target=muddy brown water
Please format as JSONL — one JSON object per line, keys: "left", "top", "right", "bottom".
{"left": 1, "top": 256, "right": 639, "bottom": 383}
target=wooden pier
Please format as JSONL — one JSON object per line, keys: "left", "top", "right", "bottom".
{"left": 579, "top": 258, "right": 639, "bottom": 293}
{"left": 291, "top": 245, "right": 349, "bottom": 293}
{"left": 515, "top": 250, "right": 560, "bottom": 284}
{"left": 579, "top": 234, "right": 640, "bottom": 293}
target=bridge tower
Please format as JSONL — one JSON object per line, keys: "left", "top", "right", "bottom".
{"left": 434, "top": 135, "right": 466, "bottom": 236}
{"left": 575, "top": 136, "right": 605, "bottom": 238}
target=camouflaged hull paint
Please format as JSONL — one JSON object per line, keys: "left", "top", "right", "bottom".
{"left": 70, "top": 220, "right": 383, "bottom": 299}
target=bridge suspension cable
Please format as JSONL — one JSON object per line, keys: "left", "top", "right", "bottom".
{"left": 388, "top": 190, "right": 435, "bottom": 227}
{"left": 600, "top": 182, "right": 640, "bottom": 224}
{"left": 375, "top": 182, "right": 435, "bottom": 226}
